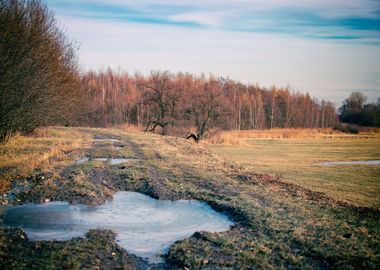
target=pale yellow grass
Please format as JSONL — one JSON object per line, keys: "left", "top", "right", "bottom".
{"left": 0, "top": 127, "right": 93, "bottom": 192}
{"left": 113, "top": 124, "right": 144, "bottom": 132}
{"left": 207, "top": 128, "right": 380, "bottom": 145}
{"left": 206, "top": 134, "right": 380, "bottom": 208}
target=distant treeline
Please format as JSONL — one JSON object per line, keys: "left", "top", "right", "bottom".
{"left": 1, "top": 0, "right": 342, "bottom": 143}
{"left": 338, "top": 92, "right": 380, "bottom": 127}
{"left": 81, "top": 70, "right": 338, "bottom": 139}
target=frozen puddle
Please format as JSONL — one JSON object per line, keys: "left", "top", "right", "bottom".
{"left": 94, "top": 138, "right": 121, "bottom": 142}
{"left": 107, "top": 158, "right": 133, "bottom": 165}
{"left": 75, "top": 158, "right": 134, "bottom": 165}
{"left": 1, "top": 191, "right": 233, "bottom": 263}
{"left": 315, "top": 160, "right": 380, "bottom": 166}
{"left": 75, "top": 157, "right": 90, "bottom": 165}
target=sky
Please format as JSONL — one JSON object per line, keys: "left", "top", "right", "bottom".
{"left": 45, "top": 0, "right": 380, "bottom": 105}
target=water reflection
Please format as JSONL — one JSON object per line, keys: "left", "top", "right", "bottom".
{"left": 2, "top": 192, "right": 233, "bottom": 263}
{"left": 94, "top": 138, "right": 121, "bottom": 142}
{"left": 75, "top": 158, "right": 134, "bottom": 165}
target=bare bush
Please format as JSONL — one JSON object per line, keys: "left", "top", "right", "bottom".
{"left": 0, "top": 0, "right": 82, "bottom": 142}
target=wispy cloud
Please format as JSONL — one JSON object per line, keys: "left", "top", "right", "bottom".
{"left": 45, "top": 0, "right": 380, "bottom": 103}
{"left": 168, "top": 11, "right": 227, "bottom": 27}
{"left": 47, "top": 0, "right": 380, "bottom": 42}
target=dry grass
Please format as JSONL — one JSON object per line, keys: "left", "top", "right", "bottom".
{"left": 0, "top": 127, "right": 93, "bottom": 193}
{"left": 207, "top": 128, "right": 380, "bottom": 145}
{"left": 113, "top": 124, "right": 144, "bottom": 132}
{"left": 1, "top": 127, "right": 379, "bottom": 268}
{"left": 206, "top": 132, "right": 380, "bottom": 208}
{"left": 116, "top": 129, "right": 380, "bottom": 268}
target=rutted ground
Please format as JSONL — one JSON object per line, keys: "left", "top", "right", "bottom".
{"left": 0, "top": 127, "right": 379, "bottom": 269}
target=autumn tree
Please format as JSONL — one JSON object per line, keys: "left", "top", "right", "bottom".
{"left": 79, "top": 71, "right": 339, "bottom": 133}
{"left": 140, "top": 71, "right": 181, "bottom": 135}
{"left": 81, "top": 70, "right": 139, "bottom": 127}
{"left": 184, "top": 80, "right": 225, "bottom": 142}
{"left": 0, "top": 0, "right": 81, "bottom": 142}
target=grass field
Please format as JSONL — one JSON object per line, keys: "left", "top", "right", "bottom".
{"left": 0, "top": 127, "right": 379, "bottom": 269}
{"left": 206, "top": 132, "right": 380, "bottom": 209}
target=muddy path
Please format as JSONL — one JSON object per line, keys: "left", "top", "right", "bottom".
{"left": 1, "top": 128, "right": 379, "bottom": 269}
{"left": 0, "top": 133, "right": 174, "bottom": 270}
{"left": 123, "top": 138, "right": 185, "bottom": 200}
{"left": 119, "top": 133, "right": 380, "bottom": 269}
{"left": 0, "top": 131, "right": 238, "bottom": 269}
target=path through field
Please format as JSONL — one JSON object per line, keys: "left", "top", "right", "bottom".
{"left": 1, "top": 127, "right": 379, "bottom": 269}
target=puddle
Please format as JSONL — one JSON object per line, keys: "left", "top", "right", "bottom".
{"left": 1, "top": 191, "right": 233, "bottom": 263}
{"left": 93, "top": 158, "right": 108, "bottom": 162}
{"left": 94, "top": 138, "right": 121, "bottom": 142}
{"left": 108, "top": 158, "right": 133, "bottom": 165}
{"left": 114, "top": 146, "right": 124, "bottom": 150}
{"left": 315, "top": 160, "right": 380, "bottom": 166}
{"left": 75, "top": 157, "right": 89, "bottom": 165}
{"left": 75, "top": 158, "right": 134, "bottom": 165}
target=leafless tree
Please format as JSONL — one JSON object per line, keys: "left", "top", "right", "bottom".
{"left": 79, "top": 71, "right": 338, "bottom": 133}
{"left": 184, "top": 80, "right": 224, "bottom": 142}
{"left": 0, "top": 0, "right": 81, "bottom": 142}
{"left": 140, "top": 71, "right": 181, "bottom": 135}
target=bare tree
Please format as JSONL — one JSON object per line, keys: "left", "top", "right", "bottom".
{"left": 0, "top": 0, "right": 81, "bottom": 142}
{"left": 340, "top": 91, "right": 367, "bottom": 114}
{"left": 185, "top": 80, "right": 224, "bottom": 142}
{"left": 140, "top": 71, "right": 180, "bottom": 135}
{"left": 79, "top": 70, "right": 338, "bottom": 132}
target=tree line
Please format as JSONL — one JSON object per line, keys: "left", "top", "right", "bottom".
{"left": 81, "top": 69, "right": 338, "bottom": 140}
{"left": 1, "top": 0, "right": 340, "bottom": 143}
{"left": 339, "top": 92, "right": 380, "bottom": 127}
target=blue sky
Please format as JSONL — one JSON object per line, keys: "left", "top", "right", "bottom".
{"left": 46, "top": 0, "right": 380, "bottom": 104}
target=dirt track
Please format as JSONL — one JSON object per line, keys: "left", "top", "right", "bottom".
{"left": 1, "top": 128, "right": 379, "bottom": 269}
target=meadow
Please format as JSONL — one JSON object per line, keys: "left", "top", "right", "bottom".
{"left": 206, "top": 129, "right": 380, "bottom": 209}
{"left": 0, "top": 127, "right": 379, "bottom": 269}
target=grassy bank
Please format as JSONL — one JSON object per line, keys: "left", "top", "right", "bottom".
{"left": 0, "top": 127, "right": 94, "bottom": 193}
{"left": 0, "top": 127, "right": 379, "bottom": 269}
